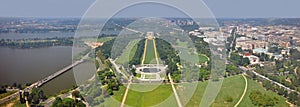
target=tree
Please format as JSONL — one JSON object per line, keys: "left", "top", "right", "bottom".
{"left": 30, "top": 87, "right": 46, "bottom": 104}
{"left": 288, "top": 92, "right": 298, "bottom": 104}
{"left": 51, "top": 97, "right": 63, "bottom": 107}
{"left": 62, "top": 98, "right": 76, "bottom": 107}
{"left": 72, "top": 90, "right": 81, "bottom": 98}
{"left": 199, "top": 68, "right": 210, "bottom": 81}
{"left": 241, "top": 57, "right": 250, "bottom": 66}
{"left": 249, "top": 90, "right": 278, "bottom": 106}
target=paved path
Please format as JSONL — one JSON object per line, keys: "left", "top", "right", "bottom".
{"left": 152, "top": 39, "right": 159, "bottom": 64}
{"left": 239, "top": 66, "right": 300, "bottom": 95}
{"left": 0, "top": 92, "right": 19, "bottom": 104}
{"left": 168, "top": 74, "right": 183, "bottom": 107}
{"left": 141, "top": 39, "right": 148, "bottom": 65}
{"left": 109, "top": 58, "right": 129, "bottom": 79}
{"left": 120, "top": 76, "right": 132, "bottom": 107}
{"left": 234, "top": 74, "right": 248, "bottom": 107}
{"left": 248, "top": 68, "right": 300, "bottom": 94}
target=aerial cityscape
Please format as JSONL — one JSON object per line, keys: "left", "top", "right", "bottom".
{"left": 1, "top": 0, "right": 300, "bottom": 107}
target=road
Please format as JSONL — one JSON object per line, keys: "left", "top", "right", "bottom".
{"left": 228, "top": 27, "right": 237, "bottom": 58}
{"left": 96, "top": 57, "right": 103, "bottom": 71}
{"left": 0, "top": 91, "right": 19, "bottom": 104}
{"left": 42, "top": 91, "right": 72, "bottom": 107}
{"left": 168, "top": 73, "right": 183, "bottom": 107}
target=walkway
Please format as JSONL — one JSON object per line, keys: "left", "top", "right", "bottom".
{"left": 141, "top": 39, "right": 148, "bottom": 65}
{"left": 234, "top": 74, "right": 248, "bottom": 107}
{"left": 168, "top": 74, "right": 183, "bottom": 107}
{"left": 120, "top": 76, "right": 132, "bottom": 107}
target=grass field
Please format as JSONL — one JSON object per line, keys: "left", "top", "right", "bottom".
{"left": 122, "top": 84, "right": 176, "bottom": 107}
{"left": 116, "top": 39, "right": 140, "bottom": 65}
{"left": 199, "top": 54, "right": 209, "bottom": 64}
{"left": 144, "top": 74, "right": 157, "bottom": 79}
{"left": 177, "top": 75, "right": 288, "bottom": 107}
{"left": 238, "top": 77, "right": 289, "bottom": 107}
{"left": 143, "top": 39, "right": 157, "bottom": 64}
{"left": 101, "top": 75, "right": 288, "bottom": 107}
{"left": 97, "top": 37, "right": 114, "bottom": 43}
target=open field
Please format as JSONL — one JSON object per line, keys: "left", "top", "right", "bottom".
{"left": 238, "top": 77, "right": 289, "bottom": 107}
{"left": 101, "top": 76, "right": 288, "bottom": 107}
{"left": 143, "top": 39, "right": 157, "bottom": 64}
{"left": 144, "top": 74, "right": 157, "bottom": 79}
{"left": 102, "top": 84, "right": 176, "bottom": 107}
{"left": 177, "top": 75, "right": 288, "bottom": 107}
{"left": 116, "top": 39, "right": 140, "bottom": 65}
{"left": 122, "top": 84, "right": 175, "bottom": 107}
{"left": 97, "top": 37, "right": 115, "bottom": 43}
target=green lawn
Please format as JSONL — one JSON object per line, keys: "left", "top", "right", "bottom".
{"left": 101, "top": 75, "right": 289, "bottom": 107}
{"left": 123, "top": 84, "right": 175, "bottom": 107}
{"left": 238, "top": 77, "right": 289, "bottom": 107}
{"left": 116, "top": 39, "right": 140, "bottom": 65}
{"left": 143, "top": 39, "right": 157, "bottom": 64}
{"left": 99, "top": 86, "right": 126, "bottom": 107}
{"left": 211, "top": 76, "right": 245, "bottom": 107}
{"left": 144, "top": 74, "right": 157, "bottom": 79}
{"left": 178, "top": 75, "right": 288, "bottom": 107}
{"left": 97, "top": 37, "right": 114, "bottom": 43}
{"left": 199, "top": 54, "right": 209, "bottom": 64}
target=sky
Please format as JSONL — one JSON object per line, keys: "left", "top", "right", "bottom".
{"left": 0, "top": 0, "right": 300, "bottom": 18}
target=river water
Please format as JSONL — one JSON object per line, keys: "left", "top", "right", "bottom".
{"left": 0, "top": 46, "right": 95, "bottom": 96}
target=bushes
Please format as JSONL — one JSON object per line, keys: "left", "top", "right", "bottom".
{"left": 249, "top": 90, "right": 279, "bottom": 107}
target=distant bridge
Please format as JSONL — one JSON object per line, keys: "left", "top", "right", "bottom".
{"left": 36, "top": 59, "right": 84, "bottom": 87}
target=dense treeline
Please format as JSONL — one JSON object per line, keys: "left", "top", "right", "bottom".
{"left": 0, "top": 86, "right": 6, "bottom": 94}
{"left": 155, "top": 39, "right": 181, "bottom": 82}
{"left": 246, "top": 70, "right": 300, "bottom": 106}
{"left": 229, "top": 53, "right": 250, "bottom": 66}
{"left": 95, "top": 38, "right": 115, "bottom": 59}
{"left": 249, "top": 90, "right": 279, "bottom": 106}
{"left": 129, "top": 39, "right": 145, "bottom": 65}
{"left": 20, "top": 87, "right": 47, "bottom": 106}
{"left": 189, "top": 35, "right": 211, "bottom": 57}
{"left": 51, "top": 97, "right": 85, "bottom": 107}
{"left": 0, "top": 37, "right": 73, "bottom": 49}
